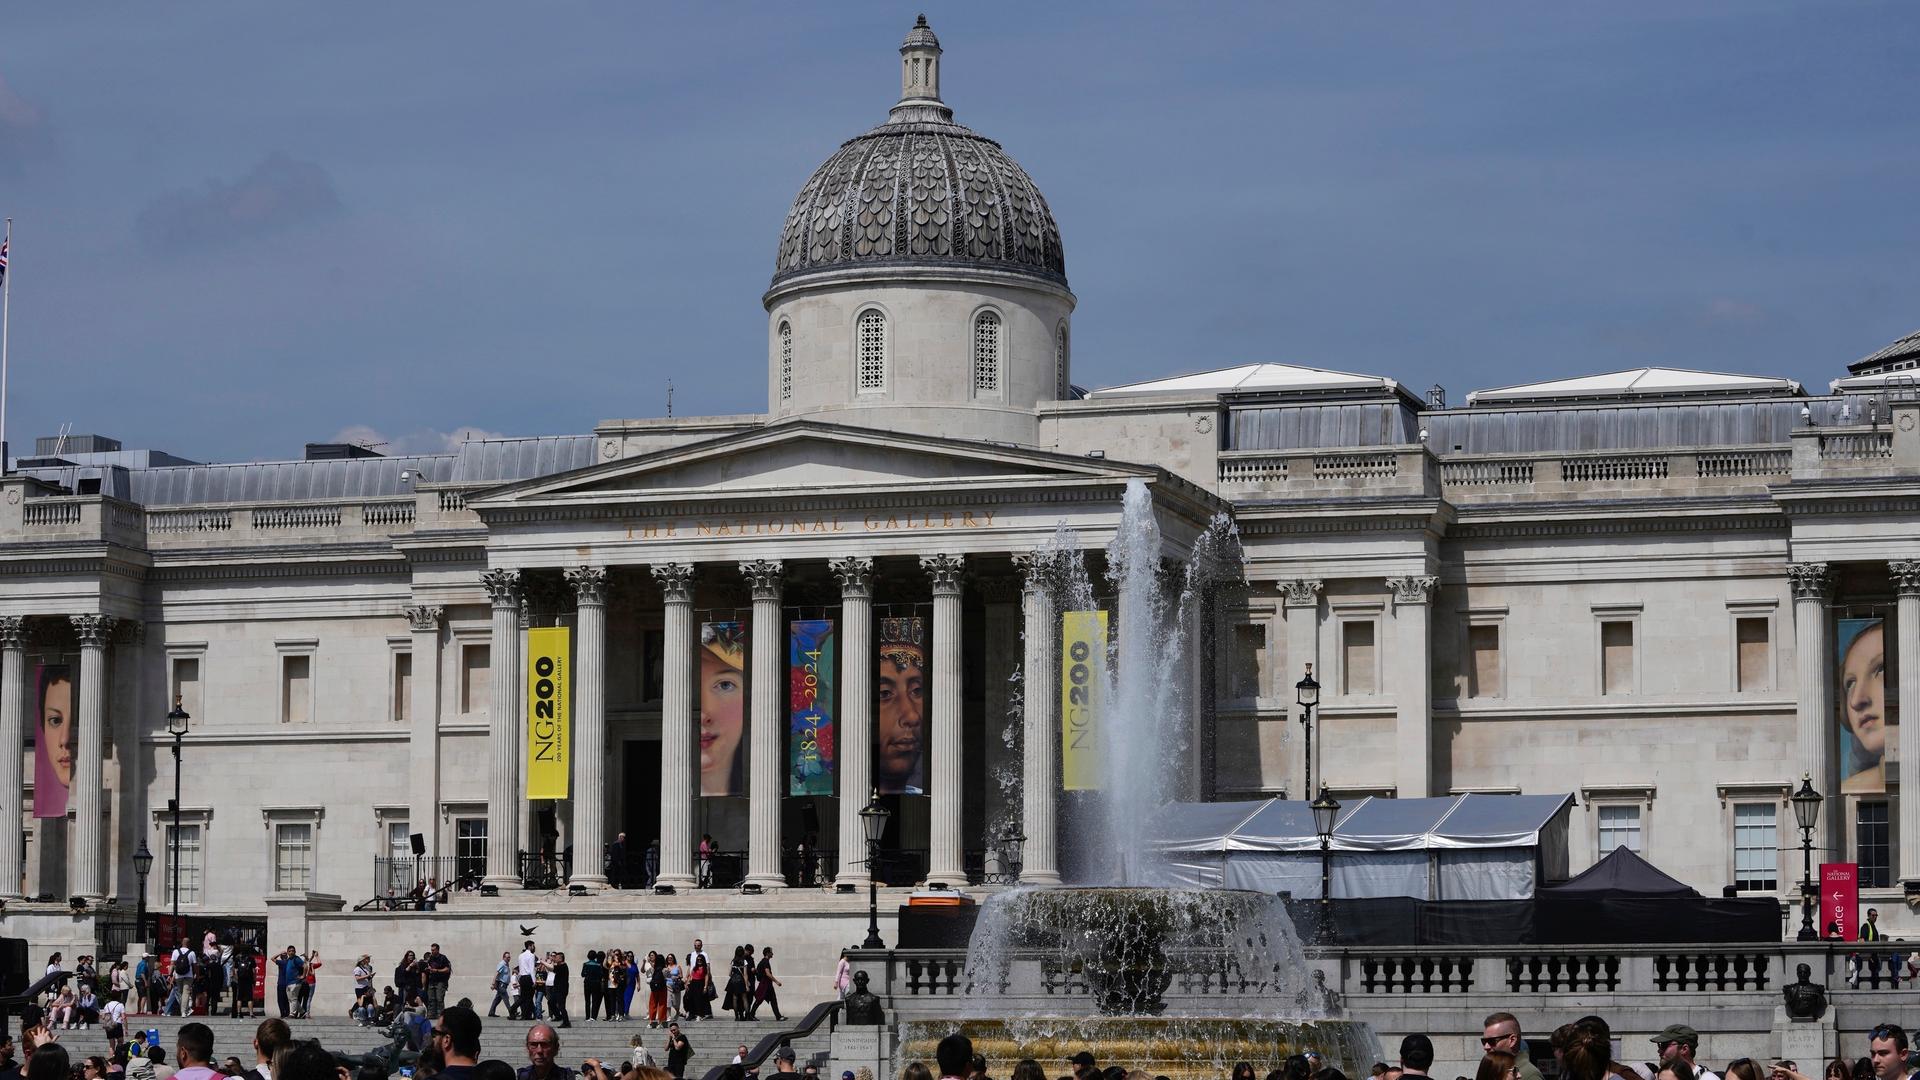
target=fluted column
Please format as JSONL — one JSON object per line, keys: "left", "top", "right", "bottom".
{"left": 922, "top": 554, "right": 967, "bottom": 884}
{"left": 653, "top": 564, "right": 698, "bottom": 888}
{"left": 69, "top": 614, "right": 114, "bottom": 901}
{"left": 1015, "top": 552, "right": 1062, "bottom": 885}
{"left": 1283, "top": 581, "right": 1323, "bottom": 800}
{"left": 1387, "top": 576, "right": 1437, "bottom": 799}
{"left": 741, "top": 559, "right": 786, "bottom": 889}
{"left": 567, "top": 567, "right": 610, "bottom": 886}
{"left": 830, "top": 557, "right": 876, "bottom": 888}
{"left": 1893, "top": 561, "right": 1920, "bottom": 887}
{"left": 481, "top": 569, "right": 523, "bottom": 886}
{"left": 1790, "top": 563, "right": 1838, "bottom": 859}
{"left": 405, "top": 606, "right": 445, "bottom": 862}
{"left": 0, "top": 617, "right": 25, "bottom": 899}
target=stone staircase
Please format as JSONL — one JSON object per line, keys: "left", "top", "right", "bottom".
{"left": 49, "top": 1012, "right": 837, "bottom": 1076}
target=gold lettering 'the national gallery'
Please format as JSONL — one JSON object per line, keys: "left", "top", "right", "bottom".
{"left": 625, "top": 508, "right": 997, "bottom": 541}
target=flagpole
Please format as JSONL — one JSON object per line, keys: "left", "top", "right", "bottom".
{"left": 1, "top": 217, "right": 10, "bottom": 474}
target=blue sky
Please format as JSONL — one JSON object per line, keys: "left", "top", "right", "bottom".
{"left": 1, "top": 2, "right": 1915, "bottom": 461}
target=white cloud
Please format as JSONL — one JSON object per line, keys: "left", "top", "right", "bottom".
{"left": 330, "top": 424, "right": 508, "bottom": 456}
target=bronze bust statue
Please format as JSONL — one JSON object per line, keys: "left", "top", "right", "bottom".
{"left": 844, "top": 969, "right": 884, "bottom": 1025}
{"left": 1782, "top": 962, "right": 1828, "bottom": 1020}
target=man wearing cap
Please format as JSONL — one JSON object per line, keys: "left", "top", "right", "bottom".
{"left": 1652, "top": 1025, "right": 1718, "bottom": 1080}
{"left": 1069, "top": 1053, "right": 1097, "bottom": 1080}
{"left": 1399, "top": 1035, "right": 1434, "bottom": 1079}
{"left": 772, "top": 1048, "right": 798, "bottom": 1075}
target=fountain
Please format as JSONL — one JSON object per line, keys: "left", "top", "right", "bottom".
{"left": 895, "top": 480, "right": 1380, "bottom": 1079}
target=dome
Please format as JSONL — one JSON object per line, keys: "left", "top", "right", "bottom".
{"left": 771, "top": 17, "right": 1066, "bottom": 290}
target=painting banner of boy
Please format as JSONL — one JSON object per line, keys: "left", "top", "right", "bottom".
{"left": 34, "top": 663, "right": 74, "bottom": 819}
{"left": 700, "top": 621, "right": 748, "bottom": 797}
{"left": 1836, "top": 617, "right": 1894, "bottom": 795}
{"left": 876, "top": 616, "right": 926, "bottom": 795}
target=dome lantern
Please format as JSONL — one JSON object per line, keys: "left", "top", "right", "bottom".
{"left": 895, "top": 14, "right": 946, "bottom": 122}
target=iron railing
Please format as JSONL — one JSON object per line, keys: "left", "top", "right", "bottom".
{"left": 516, "top": 848, "right": 573, "bottom": 889}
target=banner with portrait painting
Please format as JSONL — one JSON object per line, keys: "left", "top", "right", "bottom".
{"left": 876, "top": 614, "right": 927, "bottom": 795}
{"left": 1837, "top": 617, "right": 1894, "bottom": 795}
{"left": 34, "top": 663, "right": 74, "bottom": 819}
{"left": 788, "top": 618, "right": 835, "bottom": 796}
{"left": 700, "top": 620, "right": 748, "bottom": 797}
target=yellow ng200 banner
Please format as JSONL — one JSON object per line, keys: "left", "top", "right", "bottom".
{"left": 1060, "top": 610, "right": 1107, "bottom": 791}
{"left": 526, "top": 626, "right": 571, "bottom": 799}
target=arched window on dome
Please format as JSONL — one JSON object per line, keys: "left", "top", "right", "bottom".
{"left": 1054, "top": 322, "right": 1069, "bottom": 399}
{"left": 972, "top": 311, "right": 1001, "bottom": 395}
{"left": 778, "top": 321, "right": 793, "bottom": 402}
{"left": 856, "top": 309, "right": 887, "bottom": 393}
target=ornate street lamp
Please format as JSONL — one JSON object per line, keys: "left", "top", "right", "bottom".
{"left": 1311, "top": 786, "right": 1340, "bottom": 946}
{"left": 1296, "top": 665, "right": 1320, "bottom": 799}
{"left": 131, "top": 840, "right": 154, "bottom": 949}
{"left": 166, "top": 697, "right": 190, "bottom": 947}
{"left": 1791, "top": 774, "right": 1822, "bottom": 942}
{"left": 859, "top": 790, "right": 891, "bottom": 950}
{"left": 997, "top": 825, "right": 1026, "bottom": 885}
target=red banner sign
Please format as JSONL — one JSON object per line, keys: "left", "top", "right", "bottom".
{"left": 1821, "top": 862, "right": 1860, "bottom": 940}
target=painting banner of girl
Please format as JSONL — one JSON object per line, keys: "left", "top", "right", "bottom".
{"left": 700, "top": 621, "right": 748, "bottom": 797}
{"left": 1837, "top": 617, "right": 1895, "bottom": 795}
{"left": 35, "top": 663, "right": 75, "bottom": 819}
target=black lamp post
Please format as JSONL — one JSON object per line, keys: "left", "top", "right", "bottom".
{"left": 131, "top": 840, "right": 154, "bottom": 949}
{"left": 1295, "top": 665, "right": 1320, "bottom": 799}
{"left": 859, "top": 790, "right": 891, "bottom": 950}
{"left": 1791, "top": 774, "right": 1822, "bottom": 942}
{"left": 997, "top": 825, "right": 1026, "bottom": 885}
{"left": 166, "top": 697, "right": 190, "bottom": 948}
{"left": 1311, "top": 786, "right": 1340, "bottom": 945}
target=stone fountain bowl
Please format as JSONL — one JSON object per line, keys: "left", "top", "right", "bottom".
{"left": 899, "top": 1017, "right": 1382, "bottom": 1080}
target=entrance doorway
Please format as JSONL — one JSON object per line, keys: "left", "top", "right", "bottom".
{"left": 621, "top": 739, "right": 661, "bottom": 886}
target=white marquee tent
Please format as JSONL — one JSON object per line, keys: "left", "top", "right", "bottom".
{"left": 1152, "top": 793, "right": 1574, "bottom": 901}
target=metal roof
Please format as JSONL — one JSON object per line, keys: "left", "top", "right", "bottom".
{"left": 1466, "top": 367, "right": 1801, "bottom": 405}
{"left": 1092, "top": 363, "right": 1395, "bottom": 399}
{"left": 1848, "top": 329, "right": 1920, "bottom": 375}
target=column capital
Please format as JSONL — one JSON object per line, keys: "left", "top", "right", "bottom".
{"left": 480, "top": 568, "right": 523, "bottom": 608}
{"left": 921, "top": 553, "right": 967, "bottom": 596}
{"left": 566, "top": 566, "right": 610, "bottom": 606}
{"left": 405, "top": 605, "right": 445, "bottom": 633}
{"left": 1012, "top": 549, "right": 1067, "bottom": 596}
{"left": 1281, "top": 579, "right": 1324, "bottom": 608}
{"left": 1386, "top": 576, "right": 1438, "bottom": 607}
{"left": 1788, "top": 562, "right": 1834, "bottom": 602}
{"left": 829, "top": 556, "right": 876, "bottom": 599}
{"left": 651, "top": 563, "right": 696, "bottom": 604}
{"left": 738, "top": 559, "right": 784, "bottom": 600}
{"left": 0, "top": 616, "right": 24, "bottom": 651}
{"left": 70, "top": 614, "right": 116, "bottom": 648}
{"left": 1892, "top": 561, "right": 1920, "bottom": 598}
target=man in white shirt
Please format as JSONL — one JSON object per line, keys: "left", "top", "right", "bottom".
{"left": 687, "top": 940, "right": 709, "bottom": 975}
{"left": 517, "top": 942, "right": 538, "bottom": 1022}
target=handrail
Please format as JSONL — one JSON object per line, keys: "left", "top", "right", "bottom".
{"left": 696, "top": 999, "right": 843, "bottom": 1080}
{"left": 0, "top": 967, "right": 75, "bottom": 1039}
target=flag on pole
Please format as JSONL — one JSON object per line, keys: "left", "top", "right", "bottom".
{"left": 0, "top": 238, "right": 8, "bottom": 286}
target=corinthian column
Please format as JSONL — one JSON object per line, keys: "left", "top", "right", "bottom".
{"left": 0, "top": 617, "right": 26, "bottom": 899}
{"left": 740, "top": 559, "right": 786, "bottom": 889}
{"left": 1789, "top": 563, "right": 1837, "bottom": 859}
{"left": 922, "top": 553, "right": 967, "bottom": 884}
{"left": 653, "top": 564, "right": 698, "bottom": 889}
{"left": 481, "top": 569, "right": 523, "bottom": 887}
{"left": 1386, "top": 576, "right": 1437, "bottom": 799}
{"left": 69, "top": 614, "right": 115, "bottom": 901}
{"left": 830, "top": 557, "right": 875, "bottom": 888}
{"left": 1893, "top": 561, "right": 1920, "bottom": 888}
{"left": 567, "top": 567, "right": 610, "bottom": 887}
{"left": 405, "top": 605, "right": 445, "bottom": 863}
{"left": 1015, "top": 551, "right": 1062, "bottom": 885}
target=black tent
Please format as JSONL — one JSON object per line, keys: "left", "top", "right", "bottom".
{"left": 1537, "top": 848, "right": 1778, "bottom": 943}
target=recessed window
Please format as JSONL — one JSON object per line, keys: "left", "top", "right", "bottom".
{"left": 166, "top": 823, "right": 203, "bottom": 904}
{"left": 170, "top": 657, "right": 202, "bottom": 720}
{"left": 274, "top": 823, "right": 313, "bottom": 892}
{"left": 1466, "top": 624, "right": 1501, "bottom": 698}
{"left": 1732, "top": 803, "right": 1777, "bottom": 892}
{"left": 1342, "top": 620, "right": 1376, "bottom": 696}
{"left": 393, "top": 652, "right": 413, "bottom": 723}
{"left": 856, "top": 310, "right": 887, "bottom": 393}
{"left": 461, "top": 644, "right": 491, "bottom": 713}
{"left": 455, "top": 818, "right": 488, "bottom": 884}
{"left": 1736, "top": 617, "right": 1770, "bottom": 692}
{"left": 1600, "top": 621, "right": 1634, "bottom": 695}
{"left": 1858, "top": 801, "right": 1891, "bottom": 888}
{"left": 1228, "top": 623, "right": 1266, "bottom": 700}
{"left": 778, "top": 321, "right": 793, "bottom": 402}
{"left": 281, "top": 655, "right": 312, "bottom": 724}
{"left": 1597, "top": 804, "right": 1641, "bottom": 854}
{"left": 972, "top": 311, "right": 1001, "bottom": 393}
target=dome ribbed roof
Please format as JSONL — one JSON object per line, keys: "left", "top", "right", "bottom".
{"left": 771, "top": 20, "right": 1065, "bottom": 289}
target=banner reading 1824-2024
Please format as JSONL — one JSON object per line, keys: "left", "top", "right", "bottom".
{"left": 526, "top": 626, "right": 571, "bottom": 799}
{"left": 788, "top": 618, "right": 835, "bottom": 795}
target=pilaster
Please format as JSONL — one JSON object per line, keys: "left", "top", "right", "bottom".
{"left": 1386, "top": 576, "right": 1437, "bottom": 800}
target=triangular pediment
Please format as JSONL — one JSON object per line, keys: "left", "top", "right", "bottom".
{"left": 469, "top": 421, "right": 1155, "bottom": 507}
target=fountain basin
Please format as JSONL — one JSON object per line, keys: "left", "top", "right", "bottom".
{"left": 899, "top": 1017, "right": 1381, "bottom": 1080}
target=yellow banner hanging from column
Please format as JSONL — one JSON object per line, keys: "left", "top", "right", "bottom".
{"left": 1060, "top": 610, "right": 1107, "bottom": 791}
{"left": 526, "top": 626, "right": 571, "bottom": 799}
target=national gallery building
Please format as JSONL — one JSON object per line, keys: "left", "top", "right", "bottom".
{"left": 5, "top": 18, "right": 1920, "bottom": 977}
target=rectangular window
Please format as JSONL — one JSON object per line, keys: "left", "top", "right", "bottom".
{"left": 1733, "top": 803, "right": 1778, "bottom": 892}
{"left": 274, "top": 823, "right": 314, "bottom": 892}
{"left": 170, "top": 658, "right": 202, "bottom": 720}
{"left": 461, "top": 644, "right": 491, "bottom": 713}
{"left": 1342, "top": 620, "right": 1376, "bottom": 696}
{"left": 1229, "top": 623, "right": 1266, "bottom": 700}
{"left": 1467, "top": 624, "right": 1501, "bottom": 698}
{"left": 1736, "top": 617, "right": 1770, "bottom": 692}
{"left": 393, "top": 652, "right": 413, "bottom": 723}
{"left": 383, "top": 821, "right": 413, "bottom": 893}
{"left": 1601, "top": 621, "right": 1634, "bottom": 695}
{"left": 281, "top": 655, "right": 311, "bottom": 723}
{"left": 455, "top": 818, "right": 488, "bottom": 884}
{"left": 1859, "top": 801, "right": 1891, "bottom": 889}
{"left": 165, "top": 823, "right": 203, "bottom": 905}
{"left": 1597, "top": 804, "right": 1642, "bottom": 855}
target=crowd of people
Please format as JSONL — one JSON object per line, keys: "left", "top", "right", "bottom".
{"left": 484, "top": 940, "right": 786, "bottom": 1027}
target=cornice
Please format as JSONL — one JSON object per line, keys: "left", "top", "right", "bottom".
{"left": 1772, "top": 492, "right": 1920, "bottom": 516}
{"left": 475, "top": 481, "right": 1137, "bottom": 524}
{"left": 152, "top": 559, "right": 410, "bottom": 583}
{"left": 1449, "top": 515, "right": 1785, "bottom": 539}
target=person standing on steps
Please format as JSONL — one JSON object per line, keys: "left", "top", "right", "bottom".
{"left": 547, "top": 952, "right": 570, "bottom": 1029}
{"left": 517, "top": 941, "right": 539, "bottom": 1023}
{"left": 749, "top": 948, "right": 783, "bottom": 1023}
{"left": 424, "top": 945, "right": 453, "bottom": 1019}
{"left": 663, "top": 1023, "right": 693, "bottom": 1080}
{"left": 489, "top": 952, "right": 513, "bottom": 1019}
